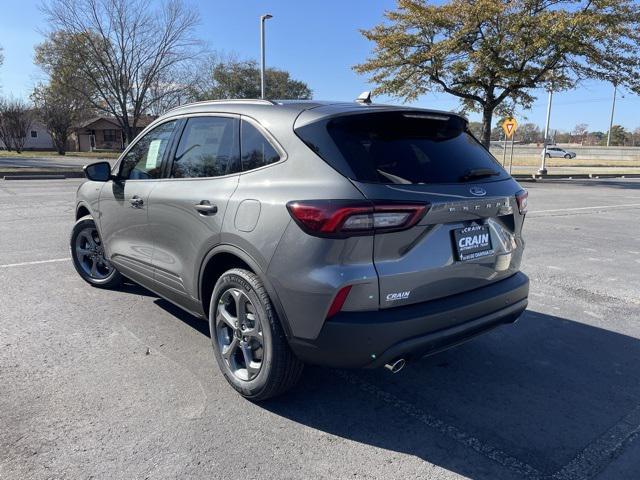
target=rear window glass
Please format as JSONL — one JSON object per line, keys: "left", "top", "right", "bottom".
{"left": 241, "top": 120, "right": 280, "bottom": 171}
{"left": 296, "top": 111, "right": 507, "bottom": 184}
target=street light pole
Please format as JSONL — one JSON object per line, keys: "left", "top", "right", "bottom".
{"left": 539, "top": 88, "right": 553, "bottom": 175}
{"left": 260, "top": 14, "right": 273, "bottom": 99}
{"left": 606, "top": 82, "right": 617, "bottom": 147}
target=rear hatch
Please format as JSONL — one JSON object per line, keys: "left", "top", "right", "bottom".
{"left": 295, "top": 108, "right": 526, "bottom": 309}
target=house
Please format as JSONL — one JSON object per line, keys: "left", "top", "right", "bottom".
{"left": 72, "top": 115, "right": 157, "bottom": 152}
{"left": 0, "top": 120, "right": 55, "bottom": 151}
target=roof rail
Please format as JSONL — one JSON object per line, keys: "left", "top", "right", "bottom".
{"left": 164, "top": 98, "right": 276, "bottom": 114}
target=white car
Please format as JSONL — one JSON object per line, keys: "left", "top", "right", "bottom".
{"left": 542, "top": 146, "right": 576, "bottom": 159}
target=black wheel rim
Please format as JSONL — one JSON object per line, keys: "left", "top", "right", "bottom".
{"left": 215, "top": 288, "right": 264, "bottom": 381}
{"left": 74, "top": 227, "right": 113, "bottom": 280}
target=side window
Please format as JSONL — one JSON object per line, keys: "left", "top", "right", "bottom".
{"left": 241, "top": 120, "right": 280, "bottom": 171}
{"left": 119, "top": 121, "right": 176, "bottom": 180}
{"left": 171, "top": 117, "right": 239, "bottom": 178}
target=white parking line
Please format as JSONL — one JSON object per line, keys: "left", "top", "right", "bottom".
{"left": 531, "top": 203, "right": 640, "bottom": 214}
{"left": 0, "top": 258, "right": 69, "bottom": 269}
{"left": 552, "top": 404, "right": 640, "bottom": 480}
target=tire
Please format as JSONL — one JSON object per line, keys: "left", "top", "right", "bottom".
{"left": 564, "top": 154, "right": 571, "bottom": 159}
{"left": 70, "top": 215, "right": 123, "bottom": 288}
{"left": 545, "top": 153, "right": 551, "bottom": 158}
{"left": 209, "top": 268, "right": 303, "bottom": 401}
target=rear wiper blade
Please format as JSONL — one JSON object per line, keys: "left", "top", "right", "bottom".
{"left": 460, "top": 168, "right": 500, "bottom": 182}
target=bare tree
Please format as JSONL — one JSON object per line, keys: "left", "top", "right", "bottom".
{"left": 41, "top": 0, "right": 202, "bottom": 144}
{"left": 0, "top": 97, "right": 34, "bottom": 153}
{"left": 572, "top": 123, "right": 589, "bottom": 145}
{"left": 144, "top": 59, "right": 205, "bottom": 115}
{"left": 0, "top": 45, "right": 4, "bottom": 91}
{"left": 0, "top": 98, "right": 13, "bottom": 151}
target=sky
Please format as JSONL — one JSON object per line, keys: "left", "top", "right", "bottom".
{"left": 0, "top": 0, "right": 639, "bottom": 133}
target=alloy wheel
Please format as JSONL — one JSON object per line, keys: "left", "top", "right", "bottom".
{"left": 74, "top": 227, "right": 113, "bottom": 280}
{"left": 215, "top": 288, "right": 264, "bottom": 381}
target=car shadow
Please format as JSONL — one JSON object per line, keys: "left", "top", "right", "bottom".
{"left": 116, "top": 284, "right": 640, "bottom": 478}
{"left": 119, "top": 280, "right": 158, "bottom": 298}
{"left": 258, "top": 310, "right": 640, "bottom": 478}
{"left": 116, "top": 281, "right": 211, "bottom": 337}
{"left": 153, "top": 297, "right": 211, "bottom": 337}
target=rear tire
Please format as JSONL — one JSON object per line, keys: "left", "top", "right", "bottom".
{"left": 209, "top": 268, "right": 303, "bottom": 401}
{"left": 70, "top": 216, "right": 123, "bottom": 288}
{"left": 545, "top": 153, "right": 551, "bottom": 158}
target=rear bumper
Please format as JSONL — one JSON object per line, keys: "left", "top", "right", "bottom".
{"left": 288, "top": 272, "right": 529, "bottom": 368}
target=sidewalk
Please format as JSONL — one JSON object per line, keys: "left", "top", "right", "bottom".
{"left": 0, "top": 156, "right": 115, "bottom": 169}
{"left": 2, "top": 159, "right": 639, "bottom": 180}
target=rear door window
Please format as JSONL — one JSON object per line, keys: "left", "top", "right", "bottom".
{"left": 295, "top": 111, "right": 507, "bottom": 184}
{"left": 171, "top": 116, "right": 240, "bottom": 178}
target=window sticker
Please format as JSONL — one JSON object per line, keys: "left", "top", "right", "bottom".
{"left": 145, "top": 139, "right": 162, "bottom": 169}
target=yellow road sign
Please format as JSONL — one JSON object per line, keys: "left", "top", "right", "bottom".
{"left": 502, "top": 118, "right": 518, "bottom": 138}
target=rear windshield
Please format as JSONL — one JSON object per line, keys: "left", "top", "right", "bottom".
{"left": 295, "top": 111, "right": 507, "bottom": 184}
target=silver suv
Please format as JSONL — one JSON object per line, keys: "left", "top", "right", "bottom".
{"left": 72, "top": 99, "right": 529, "bottom": 400}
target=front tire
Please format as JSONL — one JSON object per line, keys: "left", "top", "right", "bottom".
{"left": 564, "top": 154, "right": 571, "bottom": 159}
{"left": 209, "top": 268, "right": 303, "bottom": 401}
{"left": 70, "top": 215, "right": 122, "bottom": 288}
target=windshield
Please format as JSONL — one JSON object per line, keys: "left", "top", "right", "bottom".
{"left": 295, "top": 111, "right": 508, "bottom": 184}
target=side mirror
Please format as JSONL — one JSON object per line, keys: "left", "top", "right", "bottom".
{"left": 84, "top": 161, "right": 112, "bottom": 182}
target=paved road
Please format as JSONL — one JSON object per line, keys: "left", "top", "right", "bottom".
{"left": 1, "top": 178, "right": 639, "bottom": 479}
{"left": 0, "top": 156, "right": 114, "bottom": 169}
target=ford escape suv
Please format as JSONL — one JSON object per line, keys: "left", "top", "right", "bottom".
{"left": 72, "top": 99, "right": 529, "bottom": 400}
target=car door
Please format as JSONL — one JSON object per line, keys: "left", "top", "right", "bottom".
{"left": 148, "top": 115, "right": 240, "bottom": 307}
{"left": 98, "top": 120, "right": 177, "bottom": 285}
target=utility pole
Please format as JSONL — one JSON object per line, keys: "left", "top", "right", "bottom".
{"left": 607, "top": 82, "right": 617, "bottom": 147}
{"left": 539, "top": 88, "right": 553, "bottom": 175}
{"left": 260, "top": 14, "right": 273, "bottom": 99}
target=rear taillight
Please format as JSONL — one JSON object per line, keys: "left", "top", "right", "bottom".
{"left": 516, "top": 190, "right": 528, "bottom": 214}
{"left": 286, "top": 200, "right": 429, "bottom": 237}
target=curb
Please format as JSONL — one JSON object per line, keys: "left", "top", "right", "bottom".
{"left": 2, "top": 171, "right": 84, "bottom": 180}
{"left": 513, "top": 173, "right": 640, "bottom": 182}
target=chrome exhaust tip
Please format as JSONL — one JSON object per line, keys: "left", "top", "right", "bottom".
{"left": 384, "top": 358, "right": 406, "bottom": 374}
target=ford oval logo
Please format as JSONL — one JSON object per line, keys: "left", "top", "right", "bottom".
{"left": 469, "top": 186, "right": 487, "bottom": 196}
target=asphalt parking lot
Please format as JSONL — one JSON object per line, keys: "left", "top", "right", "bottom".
{"left": 1, "top": 178, "right": 639, "bottom": 480}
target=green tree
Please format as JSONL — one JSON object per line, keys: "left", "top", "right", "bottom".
{"left": 608, "top": 125, "right": 628, "bottom": 146}
{"left": 34, "top": 31, "right": 96, "bottom": 155}
{"left": 354, "top": 0, "right": 640, "bottom": 147}
{"left": 31, "top": 82, "right": 91, "bottom": 155}
{"left": 191, "top": 56, "right": 312, "bottom": 101}
{"left": 588, "top": 131, "right": 605, "bottom": 146}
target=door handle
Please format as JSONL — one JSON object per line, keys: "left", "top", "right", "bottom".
{"left": 130, "top": 195, "right": 144, "bottom": 208}
{"left": 194, "top": 201, "right": 218, "bottom": 215}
